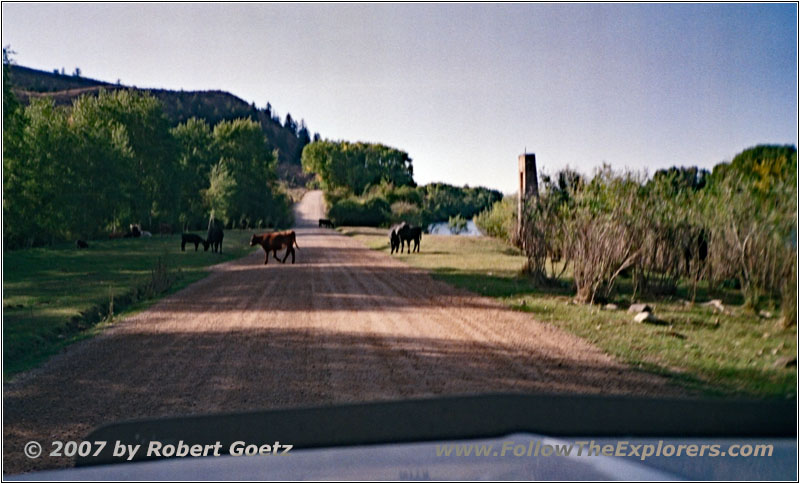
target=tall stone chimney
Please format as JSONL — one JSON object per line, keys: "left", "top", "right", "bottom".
{"left": 516, "top": 153, "right": 538, "bottom": 244}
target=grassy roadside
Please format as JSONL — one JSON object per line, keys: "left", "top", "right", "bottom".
{"left": 339, "top": 226, "right": 797, "bottom": 398}
{"left": 3, "top": 231, "right": 258, "bottom": 378}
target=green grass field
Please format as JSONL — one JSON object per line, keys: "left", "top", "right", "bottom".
{"left": 340, "top": 227, "right": 797, "bottom": 398}
{"left": 3, "top": 231, "right": 258, "bottom": 377}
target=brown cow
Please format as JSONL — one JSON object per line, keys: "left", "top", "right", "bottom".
{"left": 250, "top": 231, "right": 299, "bottom": 265}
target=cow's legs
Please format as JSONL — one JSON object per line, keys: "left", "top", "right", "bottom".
{"left": 281, "top": 248, "right": 295, "bottom": 264}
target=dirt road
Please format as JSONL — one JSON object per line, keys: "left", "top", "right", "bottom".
{"left": 3, "top": 190, "right": 681, "bottom": 473}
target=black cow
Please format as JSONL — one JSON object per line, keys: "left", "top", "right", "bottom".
{"left": 389, "top": 222, "right": 408, "bottom": 254}
{"left": 76, "top": 239, "right": 89, "bottom": 249}
{"left": 397, "top": 224, "right": 422, "bottom": 253}
{"left": 319, "top": 218, "right": 335, "bottom": 228}
{"left": 207, "top": 219, "right": 225, "bottom": 253}
{"left": 181, "top": 233, "right": 209, "bottom": 252}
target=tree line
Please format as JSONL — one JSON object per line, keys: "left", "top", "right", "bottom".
{"left": 508, "top": 145, "right": 796, "bottom": 322}
{"left": 301, "top": 140, "right": 502, "bottom": 228}
{"left": 4, "top": 71, "right": 292, "bottom": 249}
{"left": 6, "top": 55, "right": 317, "bottom": 171}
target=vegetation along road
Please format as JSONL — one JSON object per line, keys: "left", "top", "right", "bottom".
{"left": 3, "top": 190, "right": 683, "bottom": 474}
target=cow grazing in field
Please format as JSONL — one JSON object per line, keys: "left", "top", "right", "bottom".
{"left": 207, "top": 219, "right": 224, "bottom": 253}
{"left": 250, "top": 231, "right": 299, "bottom": 265}
{"left": 397, "top": 224, "right": 422, "bottom": 253}
{"left": 319, "top": 218, "right": 335, "bottom": 229}
{"left": 181, "top": 233, "right": 209, "bottom": 252}
{"left": 76, "top": 239, "right": 89, "bottom": 249}
{"left": 389, "top": 222, "right": 408, "bottom": 254}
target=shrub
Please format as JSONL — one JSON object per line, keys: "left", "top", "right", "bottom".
{"left": 306, "top": 177, "right": 321, "bottom": 190}
{"left": 328, "top": 195, "right": 390, "bottom": 227}
{"left": 420, "top": 182, "right": 503, "bottom": 222}
{"left": 513, "top": 146, "right": 796, "bottom": 310}
{"left": 782, "top": 252, "right": 796, "bottom": 327}
{"left": 474, "top": 196, "right": 516, "bottom": 241}
{"left": 364, "top": 181, "right": 423, "bottom": 206}
{"left": 635, "top": 170, "right": 706, "bottom": 299}
{"left": 704, "top": 169, "right": 796, "bottom": 311}
{"left": 563, "top": 167, "right": 645, "bottom": 303}
{"left": 448, "top": 214, "right": 467, "bottom": 234}
{"left": 387, "top": 185, "right": 423, "bottom": 206}
{"left": 390, "top": 201, "right": 423, "bottom": 226}
{"left": 520, "top": 190, "right": 571, "bottom": 284}
{"left": 323, "top": 186, "right": 352, "bottom": 208}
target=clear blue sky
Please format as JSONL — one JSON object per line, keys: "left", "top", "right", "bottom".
{"left": 2, "top": 3, "right": 797, "bottom": 193}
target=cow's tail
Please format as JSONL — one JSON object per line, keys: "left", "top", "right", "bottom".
{"left": 293, "top": 232, "right": 300, "bottom": 249}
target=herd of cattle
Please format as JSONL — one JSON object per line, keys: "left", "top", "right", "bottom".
{"left": 76, "top": 217, "right": 425, "bottom": 265}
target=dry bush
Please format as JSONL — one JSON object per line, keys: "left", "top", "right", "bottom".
{"left": 633, "top": 172, "right": 707, "bottom": 300}
{"left": 704, "top": 172, "right": 796, "bottom": 311}
{"left": 781, "top": 253, "right": 796, "bottom": 327}
{"left": 520, "top": 150, "right": 796, "bottom": 311}
{"left": 563, "top": 167, "right": 644, "bottom": 303}
{"left": 568, "top": 211, "right": 641, "bottom": 303}
{"left": 519, "top": 172, "right": 575, "bottom": 284}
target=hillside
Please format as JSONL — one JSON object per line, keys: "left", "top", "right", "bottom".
{"left": 7, "top": 65, "right": 311, "bottom": 185}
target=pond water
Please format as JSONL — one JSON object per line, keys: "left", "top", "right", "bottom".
{"left": 427, "top": 220, "right": 484, "bottom": 236}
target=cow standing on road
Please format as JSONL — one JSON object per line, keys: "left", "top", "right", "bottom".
{"left": 250, "top": 231, "right": 300, "bottom": 264}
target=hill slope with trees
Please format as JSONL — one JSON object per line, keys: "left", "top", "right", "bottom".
{"left": 6, "top": 64, "right": 314, "bottom": 184}
{"left": 3, "top": 58, "right": 294, "bottom": 248}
